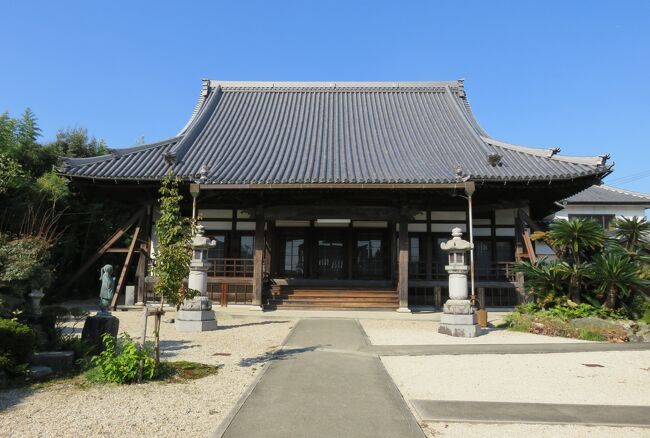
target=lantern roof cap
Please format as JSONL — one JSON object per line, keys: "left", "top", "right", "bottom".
{"left": 191, "top": 224, "right": 216, "bottom": 249}
{"left": 440, "top": 227, "right": 473, "bottom": 252}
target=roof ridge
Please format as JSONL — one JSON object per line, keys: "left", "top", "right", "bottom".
{"left": 481, "top": 136, "right": 609, "bottom": 166}
{"left": 600, "top": 184, "right": 650, "bottom": 200}
{"left": 60, "top": 136, "right": 180, "bottom": 166}
{"left": 209, "top": 80, "right": 463, "bottom": 90}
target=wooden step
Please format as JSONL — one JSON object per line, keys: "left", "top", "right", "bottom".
{"left": 270, "top": 297, "right": 398, "bottom": 304}
{"left": 268, "top": 301, "right": 398, "bottom": 309}
{"left": 280, "top": 292, "right": 397, "bottom": 299}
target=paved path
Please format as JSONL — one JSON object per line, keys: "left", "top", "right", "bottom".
{"left": 413, "top": 400, "right": 650, "bottom": 427}
{"left": 218, "top": 319, "right": 425, "bottom": 438}
{"left": 365, "top": 341, "right": 650, "bottom": 356}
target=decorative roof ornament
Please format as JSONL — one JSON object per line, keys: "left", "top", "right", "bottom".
{"left": 487, "top": 153, "right": 503, "bottom": 167}
{"left": 598, "top": 154, "right": 610, "bottom": 166}
{"left": 547, "top": 147, "right": 561, "bottom": 158}
{"left": 195, "top": 164, "right": 210, "bottom": 183}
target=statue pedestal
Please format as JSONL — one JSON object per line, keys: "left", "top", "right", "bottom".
{"left": 175, "top": 297, "right": 217, "bottom": 332}
{"left": 82, "top": 315, "right": 120, "bottom": 354}
{"left": 438, "top": 299, "right": 481, "bottom": 338}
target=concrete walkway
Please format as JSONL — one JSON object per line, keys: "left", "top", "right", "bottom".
{"left": 412, "top": 400, "right": 650, "bottom": 427}
{"left": 218, "top": 319, "right": 425, "bottom": 438}
{"left": 365, "top": 341, "right": 650, "bottom": 356}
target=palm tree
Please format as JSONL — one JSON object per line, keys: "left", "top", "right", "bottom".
{"left": 514, "top": 259, "right": 570, "bottom": 308}
{"left": 613, "top": 216, "right": 650, "bottom": 252}
{"left": 546, "top": 218, "right": 607, "bottom": 303}
{"left": 586, "top": 252, "right": 645, "bottom": 309}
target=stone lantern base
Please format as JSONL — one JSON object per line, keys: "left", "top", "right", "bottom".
{"left": 175, "top": 296, "right": 218, "bottom": 332}
{"left": 438, "top": 299, "right": 481, "bottom": 337}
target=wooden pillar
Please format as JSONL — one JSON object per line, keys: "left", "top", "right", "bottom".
{"left": 136, "top": 205, "right": 152, "bottom": 305}
{"left": 263, "top": 221, "right": 273, "bottom": 276}
{"left": 425, "top": 211, "right": 433, "bottom": 281}
{"left": 388, "top": 221, "right": 396, "bottom": 282}
{"left": 251, "top": 215, "right": 265, "bottom": 310}
{"left": 397, "top": 218, "right": 410, "bottom": 312}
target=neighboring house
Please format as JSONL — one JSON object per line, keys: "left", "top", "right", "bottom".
{"left": 554, "top": 184, "right": 650, "bottom": 225}
{"left": 59, "top": 80, "right": 611, "bottom": 309}
{"left": 535, "top": 185, "right": 650, "bottom": 259}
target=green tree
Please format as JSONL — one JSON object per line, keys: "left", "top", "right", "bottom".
{"left": 546, "top": 218, "right": 607, "bottom": 303}
{"left": 613, "top": 216, "right": 650, "bottom": 252}
{"left": 514, "top": 259, "right": 570, "bottom": 309}
{"left": 46, "top": 127, "right": 107, "bottom": 158}
{"left": 586, "top": 251, "right": 645, "bottom": 309}
{"left": 153, "top": 174, "right": 196, "bottom": 308}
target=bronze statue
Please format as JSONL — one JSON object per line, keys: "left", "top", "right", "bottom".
{"left": 98, "top": 264, "right": 115, "bottom": 315}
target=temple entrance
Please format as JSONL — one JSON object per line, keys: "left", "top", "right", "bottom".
{"left": 317, "top": 230, "right": 346, "bottom": 279}
{"left": 275, "top": 226, "right": 390, "bottom": 281}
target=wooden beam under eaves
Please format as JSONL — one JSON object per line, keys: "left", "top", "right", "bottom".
{"left": 60, "top": 207, "right": 146, "bottom": 294}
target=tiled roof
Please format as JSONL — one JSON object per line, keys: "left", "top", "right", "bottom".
{"left": 60, "top": 80, "right": 611, "bottom": 185}
{"left": 563, "top": 185, "right": 650, "bottom": 205}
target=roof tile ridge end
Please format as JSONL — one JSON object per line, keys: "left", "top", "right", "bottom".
{"left": 166, "top": 85, "right": 223, "bottom": 164}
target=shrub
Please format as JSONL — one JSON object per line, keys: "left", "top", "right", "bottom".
{"left": 89, "top": 333, "right": 157, "bottom": 384}
{"left": 0, "top": 318, "right": 35, "bottom": 374}
{"left": 40, "top": 306, "right": 90, "bottom": 357}
{"left": 544, "top": 303, "right": 624, "bottom": 320}
{"left": 504, "top": 308, "right": 628, "bottom": 342}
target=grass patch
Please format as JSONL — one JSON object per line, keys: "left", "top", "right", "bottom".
{"left": 83, "top": 360, "right": 219, "bottom": 385}
{"left": 158, "top": 361, "right": 220, "bottom": 383}
{"left": 505, "top": 309, "right": 628, "bottom": 342}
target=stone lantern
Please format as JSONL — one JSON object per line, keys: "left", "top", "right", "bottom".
{"left": 438, "top": 227, "right": 481, "bottom": 337}
{"left": 176, "top": 225, "right": 218, "bottom": 332}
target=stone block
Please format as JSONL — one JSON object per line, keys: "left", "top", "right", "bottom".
{"left": 180, "top": 296, "right": 212, "bottom": 311}
{"left": 175, "top": 319, "right": 218, "bottom": 332}
{"left": 31, "top": 351, "right": 74, "bottom": 372}
{"left": 29, "top": 365, "right": 53, "bottom": 381}
{"left": 438, "top": 323, "right": 481, "bottom": 338}
{"left": 441, "top": 313, "right": 477, "bottom": 325}
{"left": 443, "top": 299, "right": 473, "bottom": 315}
{"left": 82, "top": 315, "right": 120, "bottom": 355}
{"left": 176, "top": 309, "right": 216, "bottom": 321}
{"left": 125, "top": 285, "right": 135, "bottom": 306}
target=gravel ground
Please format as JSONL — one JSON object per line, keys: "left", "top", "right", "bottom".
{"left": 0, "top": 310, "right": 295, "bottom": 438}
{"left": 382, "top": 351, "right": 650, "bottom": 405}
{"left": 420, "top": 422, "right": 650, "bottom": 438}
{"left": 361, "top": 319, "right": 591, "bottom": 345}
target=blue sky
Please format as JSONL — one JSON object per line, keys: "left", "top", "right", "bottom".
{"left": 3, "top": 1, "right": 650, "bottom": 191}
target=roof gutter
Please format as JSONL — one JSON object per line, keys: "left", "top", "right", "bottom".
{"left": 193, "top": 181, "right": 476, "bottom": 191}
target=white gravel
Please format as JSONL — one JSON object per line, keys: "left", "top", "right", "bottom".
{"left": 361, "top": 319, "right": 591, "bottom": 345}
{"left": 0, "top": 310, "right": 295, "bottom": 438}
{"left": 420, "top": 422, "right": 650, "bottom": 438}
{"left": 382, "top": 351, "right": 650, "bottom": 406}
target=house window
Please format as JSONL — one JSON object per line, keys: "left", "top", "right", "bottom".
{"left": 239, "top": 235, "right": 255, "bottom": 259}
{"left": 281, "top": 237, "right": 305, "bottom": 277}
{"left": 568, "top": 214, "right": 616, "bottom": 229}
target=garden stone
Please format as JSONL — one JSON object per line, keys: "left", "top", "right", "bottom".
{"left": 82, "top": 315, "right": 119, "bottom": 355}
{"left": 29, "top": 365, "right": 53, "bottom": 381}
{"left": 573, "top": 317, "right": 619, "bottom": 331}
{"left": 629, "top": 328, "right": 650, "bottom": 343}
{"left": 31, "top": 351, "right": 74, "bottom": 372}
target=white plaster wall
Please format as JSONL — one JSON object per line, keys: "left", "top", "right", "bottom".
{"left": 551, "top": 204, "right": 648, "bottom": 221}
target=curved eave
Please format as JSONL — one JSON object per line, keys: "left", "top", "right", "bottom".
{"left": 481, "top": 136, "right": 608, "bottom": 166}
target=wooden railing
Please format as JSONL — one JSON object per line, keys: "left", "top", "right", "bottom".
{"left": 208, "top": 258, "right": 254, "bottom": 278}
{"left": 409, "top": 261, "right": 516, "bottom": 282}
